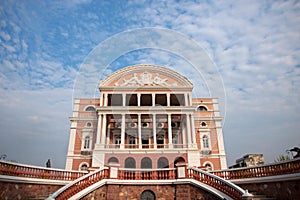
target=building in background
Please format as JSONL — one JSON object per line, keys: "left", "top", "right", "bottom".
{"left": 65, "top": 65, "right": 227, "bottom": 171}
{"left": 229, "top": 154, "right": 264, "bottom": 168}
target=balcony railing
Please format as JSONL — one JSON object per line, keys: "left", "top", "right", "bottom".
{"left": 0, "top": 160, "right": 87, "bottom": 181}
{"left": 119, "top": 168, "right": 176, "bottom": 180}
{"left": 104, "top": 144, "right": 189, "bottom": 149}
{"left": 211, "top": 157, "right": 300, "bottom": 180}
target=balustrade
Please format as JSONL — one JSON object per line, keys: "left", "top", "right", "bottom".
{"left": 119, "top": 168, "right": 176, "bottom": 180}
{"left": 52, "top": 168, "right": 109, "bottom": 200}
{"left": 104, "top": 144, "right": 188, "bottom": 149}
{"left": 0, "top": 160, "right": 86, "bottom": 181}
{"left": 188, "top": 168, "right": 244, "bottom": 200}
{"left": 211, "top": 158, "right": 300, "bottom": 180}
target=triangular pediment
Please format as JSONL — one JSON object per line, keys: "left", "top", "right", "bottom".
{"left": 99, "top": 65, "right": 193, "bottom": 89}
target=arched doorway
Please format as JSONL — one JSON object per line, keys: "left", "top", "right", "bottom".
{"left": 140, "top": 190, "right": 155, "bottom": 200}
{"left": 141, "top": 157, "right": 152, "bottom": 169}
{"left": 157, "top": 157, "right": 169, "bottom": 168}
{"left": 125, "top": 157, "right": 136, "bottom": 168}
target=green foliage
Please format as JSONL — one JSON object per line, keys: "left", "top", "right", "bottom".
{"left": 274, "top": 154, "right": 290, "bottom": 163}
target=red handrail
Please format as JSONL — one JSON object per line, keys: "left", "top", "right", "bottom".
{"left": 0, "top": 160, "right": 87, "bottom": 181}
{"left": 211, "top": 158, "right": 300, "bottom": 180}
{"left": 51, "top": 168, "right": 109, "bottom": 200}
{"left": 188, "top": 168, "right": 245, "bottom": 200}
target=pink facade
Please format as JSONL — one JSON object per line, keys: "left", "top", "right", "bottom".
{"left": 65, "top": 65, "right": 227, "bottom": 171}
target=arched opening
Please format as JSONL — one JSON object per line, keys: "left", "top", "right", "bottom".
{"left": 197, "top": 105, "right": 208, "bottom": 111}
{"left": 140, "top": 190, "right": 155, "bottom": 200}
{"left": 125, "top": 157, "right": 136, "bottom": 168}
{"left": 108, "top": 157, "right": 119, "bottom": 164}
{"left": 174, "top": 157, "right": 185, "bottom": 167}
{"left": 141, "top": 157, "right": 152, "bottom": 169}
{"left": 157, "top": 157, "right": 169, "bottom": 168}
{"left": 85, "top": 106, "right": 96, "bottom": 111}
{"left": 79, "top": 163, "right": 89, "bottom": 171}
{"left": 204, "top": 162, "right": 213, "bottom": 171}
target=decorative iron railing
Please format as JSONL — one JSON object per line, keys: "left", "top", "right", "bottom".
{"left": 0, "top": 160, "right": 87, "bottom": 181}
{"left": 211, "top": 157, "right": 300, "bottom": 180}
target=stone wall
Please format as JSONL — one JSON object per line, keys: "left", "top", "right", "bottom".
{"left": 82, "top": 183, "right": 220, "bottom": 200}
{"left": 0, "top": 182, "right": 63, "bottom": 200}
{"left": 236, "top": 179, "right": 300, "bottom": 200}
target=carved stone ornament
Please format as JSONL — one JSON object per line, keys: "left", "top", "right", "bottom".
{"left": 115, "top": 72, "right": 175, "bottom": 86}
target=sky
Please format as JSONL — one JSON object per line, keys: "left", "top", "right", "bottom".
{"left": 0, "top": 0, "right": 299, "bottom": 169}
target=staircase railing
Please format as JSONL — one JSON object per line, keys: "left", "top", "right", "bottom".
{"left": 211, "top": 157, "right": 300, "bottom": 180}
{"left": 48, "top": 167, "right": 109, "bottom": 200}
{"left": 188, "top": 167, "right": 246, "bottom": 200}
{"left": 0, "top": 160, "right": 86, "bottom": 181}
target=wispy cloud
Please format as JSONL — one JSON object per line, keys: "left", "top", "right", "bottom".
{"left": 0, "top": 0, "right": 299, "bottom": 167}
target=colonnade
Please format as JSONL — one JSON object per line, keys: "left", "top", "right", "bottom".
{"left": 96, "top": 112, "right": 196, "bottom": 149}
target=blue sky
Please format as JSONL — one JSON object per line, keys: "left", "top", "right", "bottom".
{"left": 0, "top": 0, "right": 299, "bottom": 168}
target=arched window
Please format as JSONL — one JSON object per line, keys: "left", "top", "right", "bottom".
{"left": 197, "top": 105, "right": 208, "bottom": 111}
{"left": 204, "top": 162, "right": 213, "bottom": 171}
{"left": 140, "top": 190, "right": 155, "bottom": 200}
{"left": 125, "top": 157, "right": 136, "bottom": 168}
{"left": 141, "top": 157, "right": 152, "bottom": 169}
{"left": 84, "top": 136, "right": 90, "bottom": 149}
{"left": 174, "top": 157, "right": 185, "bottom": 167}
{"left": 157, "top": 157, "right": 169, "bottom": 168}
{"left": 108, "top": 157, "right": 119, "bottom": 164}
{"left": 202, "top": 135, "right": 209, "bottom": 149}
{"left": 80, "top": 163, "right": 89, "bottom": 171}
{"left": 85, "top": 106, "right": 96, "bottom": 111}
{"left": 201, "top": 121, "right": 207, "bottom": 127}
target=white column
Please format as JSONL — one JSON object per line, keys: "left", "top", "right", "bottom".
{"left": 101, "top": 114, "right": 107, "bottom": 145}
{"left": 100, "top": 93, "right": 103, "bottom": 106}
{"left": 153, "top": 114, "right": 157, "bottom": 149}
{"left": 184, "top": 93, "right": 189, "bottom": 106}
{"left": 138, "top": 114, "right": 142, "bottom": 149}
{"left": 104, "top": 93, "right": 108, "bottom": 106}
{"left": 189, "top": 92, "right": 193, "bottom": 107}
{"left": 182, "top": 122, "right": 187, "bottom": 146}
{"left": 186, "top": 114, "right": 191, "bottom": 147}
{"left": 121, "top": 114, "right": 125, "bottom": 149}
{"left": 152, "top": 93, "right": 155, "bottom": 106}
{"left": 65, "top": 122, "right": 77, "bottom": 170}
{"left": 122, "top": 93, "right": 126, "bottom": 106}
{"left": 168, "top": 114, "right": 173, "bottom": 148}
{"left": 191, "top": 114, "right": 196, "bottom": 148}
{"left": 137, "top": 94, "right": 141, "bottom": 106}
{"left": 167, "top": 93, "right": 170, "bottom": 106}
{"left": 96, "top": 114, "right": 102, "bottom": 144}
